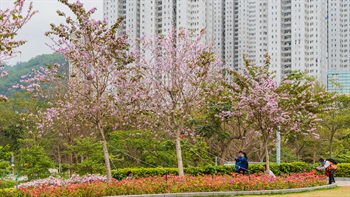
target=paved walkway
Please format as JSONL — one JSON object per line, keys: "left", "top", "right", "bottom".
{"left": 246, "top": 186, "right": 350, "bottom": 197}
{"left": 335, "top": 178, "right": 350, "bottom": 186}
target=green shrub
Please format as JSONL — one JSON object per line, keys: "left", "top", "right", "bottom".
{"left": 0, "top": 180, "right": 26, "bottom": 189}
{"left": 112, "top": 162, "right": 350, "bottom": 179}
{"left": 1, "top": 180, "right": 16, "bottom": 189}
{"left": 0, "top": 188, "right": 27, "bottom": 197}
{"left": 335, "top": 163, "right": 350, "bottom": 177}
{"left": 112, "top": 168, "right": 178, "bottom": 180}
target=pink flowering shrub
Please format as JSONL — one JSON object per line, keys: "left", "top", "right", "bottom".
{"left": 18, "top": 174, "right": 107, "bottom": 188}
{"left": 18, "top": 171, "right": 327, "bottom": 197}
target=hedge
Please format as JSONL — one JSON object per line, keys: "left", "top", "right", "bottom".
{"left": 1, "top": 180, "right": 19, "bottom": 189}
{"left": 335, "top": 163, "right": 350, "bottom": 177}
{"left": 112, "top": 162, "right": 350, "bottom": 179}
{"left": 0, "top": 188, "right": 27, "bottom": 197}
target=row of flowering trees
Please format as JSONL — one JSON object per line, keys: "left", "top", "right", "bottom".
{"left": 1, "top": 0, "right": 333, "bottom": 181}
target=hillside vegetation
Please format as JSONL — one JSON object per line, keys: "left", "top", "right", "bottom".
{"left": 0, "top": 53, "right": 68, "bottom": 97}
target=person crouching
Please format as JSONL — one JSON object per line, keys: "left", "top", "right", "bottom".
{"left": 316, "top": 158, "right": 337, "bottom": 184}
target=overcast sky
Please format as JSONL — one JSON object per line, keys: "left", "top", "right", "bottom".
{"left": 1, "top": 0, "right": 103, "bottom": 65}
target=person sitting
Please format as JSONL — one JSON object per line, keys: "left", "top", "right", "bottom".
{"left": 264, "top": 164, "right": 276, "bottom": 178}
{"left": 235, "top": 151, "right": 248, "bottom": 174}
{"left": 126, "top": 171, "right": 133, "bottom": 180}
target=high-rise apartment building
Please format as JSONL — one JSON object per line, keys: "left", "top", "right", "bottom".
{"left": 103, "top": 0, "right": 349, "bottom": 85}
{"left": 232, "top": 0, "right": 328, "bottom": 83}
{"left": 326, "top": 0, "right": 350, "bottom": 93}
{"left": 328, "top": 0, "right": 350, "bottom": 71}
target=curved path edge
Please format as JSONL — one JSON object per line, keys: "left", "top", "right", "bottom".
{"left": 105, "top": 184, "right": 337, "bottom": 197}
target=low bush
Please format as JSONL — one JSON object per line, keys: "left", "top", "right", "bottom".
{"left": 112, "top": 162, "right": 318, "bottom": 179}
{"left": 1, "top": 180, "right": 17, "bottom": 189}
{"left": 18, "top": 174, "right": 107, "bottom": 188}
{"left": 335, "top": 163, "right": 350, "bottom": 177}
{"left": 18, "top": 171, "right": 326, "bottom": 197}
{"left": 113, "top": 162, "right": 350, "bottom": 179}
{"left": 0, "top": 188, "right": 27, "bottom": 197}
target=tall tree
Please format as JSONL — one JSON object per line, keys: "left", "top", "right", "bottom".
{"left": 278, "top": 72, "right": 334, "bottom": 160}
{"left": 195, "top": 82, "right": 251, "bottom": 165}
{"left": 230, "top": 56, "right": 288, "bottom": 172}
{"left": 137, "top": 28, "right": 222, "bottom": 176}
{"left": 0, "top": 0, "right": 36, "bottom": 102}
{"left": 319, "top": 94, "right": 350, "bottom": 157}
{"left": 229, "top": 55, "right": 327, "bottom": 172}
{"left": 43, "top": 0, "right": 135, "bottom": 181}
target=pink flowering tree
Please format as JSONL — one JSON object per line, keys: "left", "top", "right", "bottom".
{"left": 37, "top": 99, "right": 95, "bottom": 176}
{"left": 229, "top": 55, "right": 331, "bottom": 172}
{"left": 41, "top": 0, "right": 135, "bottom": 181}
{"left": 17, "top": 63, "right": 86, "bottom": 175}
{"left": 278, "top": 71, "right": 334, "bottom": 159}
{"left": 229, "top": 56, "right": 289, "bottom": 172}
{"left": 195, "top": 81, "right": 252, "bottom": 165}
{"left": 136, "top": 28, "right": 222, "bottom": 176}
{"left": 0, "top": 0, "right": 36, "bottom": 102}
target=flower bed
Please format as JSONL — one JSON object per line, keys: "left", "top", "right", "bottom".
{"left": 112, "top": 162, "right": 316, "bottom": 179}
{"left": 15, "top": 171, "right": 327, "bottom": 197}
{"left": 18, "top": 174, "right": 107, "bottom": 188}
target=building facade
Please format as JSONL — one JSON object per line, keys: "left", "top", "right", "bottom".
{"left": 327, "top": 70, "right": 350, "bottom": 93}
{"left": 103, "top": 0, "right": 349, "bottom": 85}
{"left": 328, "top": 0, "right": 350, "bottom": 71}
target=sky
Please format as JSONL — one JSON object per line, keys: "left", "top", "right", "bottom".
{"left": 0, "top": 0, "right": 103, "bottom": 65}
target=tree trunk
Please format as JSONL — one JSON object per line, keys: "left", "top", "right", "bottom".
{"left": 264, "top": 138, "right": 270, "bottom": 173}
{"left": 219, "top": 145, "right": 227, "bottom": 165}
{"left": 296, "top": 141, "right": 300, "bottom": 161}
{"left": 313, "top": 148, "right": 316, "bottom": 165}
{"left": 259, "top": 141, "right": 265, "bottom": 162}
{"left": 330, "top": 132, "right": 334, "bottom": 158}
{"left": 98, "top": 122, "right": 112, "bottom": 182}
{"left": 58, "top": 149, "right": 62, "bottom": 174}
{"left": 175, "top": 134, "right": 184, "bottom": 176}
{"left": 259, "top": 154, "right": 265, "bottom": 163}
{"left": 69, "top": 153, "right": 73, "bottom": 177}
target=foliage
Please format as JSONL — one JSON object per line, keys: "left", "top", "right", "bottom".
{"left": 194, "top": 80, "right": 250, "bottom": 164}
{"left": 137, "top": 27, "right": 222, "bottom": 176}
{"left": 336, "top": 132, "right": 350, "bottom": 163}
{"left": 16, "top": 143, "right": 54, "bottom": 180}
{"left": 221, "top": 57, "right": 330, "bottom": 172}
{"left": 0, "top": 0, "right": 36, "bottom": 61}
{"left": 0, "top": 91, "right": 49, "bottom": 153}
{"left": 17, "top": 172, "right": 326, "bottom": 197}
{"left": 0, "top": 180, "right": 26, "bottom": 189}
{"left": 334, "top": 163, "right": 350, "bottom": 177}
{"left": 108, "top": 130, "right": 213, "bottom": 169}
{"left": 31, "top": 0, "right": 136, "bottom": 181}
{"left": 0, "top": 145, "right": 12, "bottom": 175}
{"left": 111, "top": 162, "right": 350, "bottom": 179}
{"left": 0, "top": 0, "right": 349, "bottom": 183}
{"left": 0, "top": 53, "right": 68, "bottom": 97}
{"left": 111, "top": 162, "right": 318, "bottom": 179}
{"left": 0, "top": 188, "right": 27, "bottom": 197}
{"left": 18, "top": 174, "right": 107, "bottom": 188}
{"left": 319, "top": 94, "right": 350, "bottom": 157}
{"left": 67, "top": 138, "right": 106, "bottom": 175}
{"left": 0, "top": 0, "right": 36, "bottom": 102}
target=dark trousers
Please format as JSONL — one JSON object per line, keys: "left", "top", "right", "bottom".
{"left": 328, "top": 170, "right": 336, "bottom": 184}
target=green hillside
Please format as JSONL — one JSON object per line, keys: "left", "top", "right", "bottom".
{"left": 0, "top": 53, "right": 68, "bottom": 96}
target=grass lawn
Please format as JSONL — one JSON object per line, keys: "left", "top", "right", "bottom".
{"left": 243, "top": 186, "right": 350, "bottom": 197}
